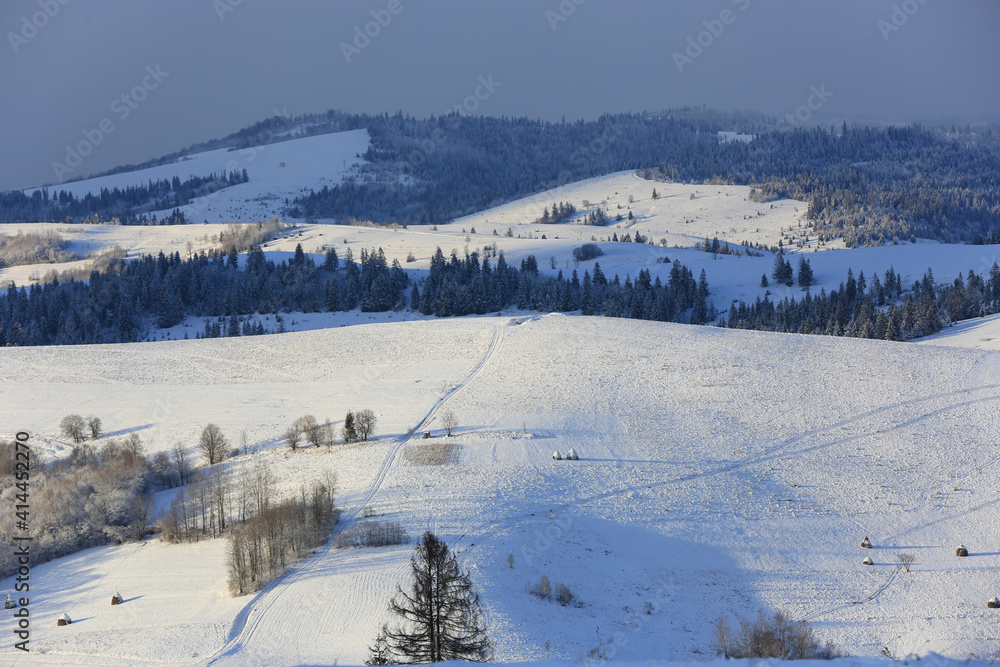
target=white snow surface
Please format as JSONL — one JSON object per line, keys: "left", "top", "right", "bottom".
{"left": 4, "top": 315, "right": 1000, "bottom": 664}
{"left": 28, "top": 129, "right": 370, "bottom": 224}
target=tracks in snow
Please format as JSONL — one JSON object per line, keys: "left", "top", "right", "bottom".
{"left": 201, "top": 320, "right": 507, "bottom": 666}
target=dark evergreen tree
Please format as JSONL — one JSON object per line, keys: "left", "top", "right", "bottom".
{"left": 380, "top": 531, "right": 491, "bottom": 664}
{"left": 797, "top": 258, "right": 814, "bottom": 288}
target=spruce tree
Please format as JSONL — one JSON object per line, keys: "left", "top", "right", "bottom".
{"left": 379, "top": 531, "right": 492, "bottom": 663}
{"left": 343, "top": 411, "right": 357, "bottom": 443}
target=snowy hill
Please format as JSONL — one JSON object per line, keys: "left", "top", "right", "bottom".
{"left": 3, "top": 316, "right": 1000, "bottom": 664}
{"left": 28, "top": 129, "right": 370, "bottom": 224}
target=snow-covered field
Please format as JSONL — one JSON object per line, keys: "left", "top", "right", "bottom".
{"left": 6, "top": 132, "right": 1000, "bottom": 665}
{"left": 4, "top": 315, "right": 1000, "bottom": 665}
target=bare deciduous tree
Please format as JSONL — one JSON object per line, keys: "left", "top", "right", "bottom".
{"left": 173, "top": 442, "right": 190, "bottom": 486}
{"left": 199, "top": 423, "right": 229, "bottom": 465}
{"left": 355, "top": 409, "right": 377, "bottom": 442}
{"left": 898, "top": 552, "right": 916, "bottom": 572}
{"left": 441, "top": 409, "right": 458, "bottom": 437}
{"left": 87, "top": 416, "right": 102, "bottom": 439}
{"left": 284, "top": 425, "right": 301, "bottom": 451}
{"left": 60, "top": 414, "right": 86, "bottom": 443}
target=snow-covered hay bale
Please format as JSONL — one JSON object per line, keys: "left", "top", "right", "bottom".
{"left": 567, "top": 448, "right": 579, "bottom": 460}
{"left": 988, "top": 597, "right": 1000, "bottom": 609}
{"left": 860, "top": 536, "right": 872, "bottom": 549}
{"left": 57, "top": 613, "right": 71, "bottom": 626}
{"left": 957, "top": 544, "right": 969, "bottom": 557}
{"left": 552, "top": 451, "right": 562, "bottom": 460}
{"left": 111, "top": 591, "right": 123, "bottom": 605}
{"left": 862, "top": 556, "right": 874, "bottom": 566}
{"left": 4, "top": 594, "right": 13, "bottom": 609}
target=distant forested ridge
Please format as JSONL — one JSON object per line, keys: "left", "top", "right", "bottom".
{"left": 287, "top": 111, "right": 1000, "bottom": 247}
{"left": 0, "top": 170, "right": 248, "bottom": 225}
{"left": 5, "top": 107, "right": 997, "bottom": 246}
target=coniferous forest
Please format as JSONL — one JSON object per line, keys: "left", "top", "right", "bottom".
{"left": 0, "top": 245, "right": 706, "bottom": 346}
{"left": 0, "top": 170, "right": 247, "bottom": 225}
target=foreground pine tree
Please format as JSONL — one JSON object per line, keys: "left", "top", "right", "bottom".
{"left": 374, "top": 531, "right": 492, "bottom": 663}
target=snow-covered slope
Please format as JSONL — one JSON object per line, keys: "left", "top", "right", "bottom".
{"left": 30, "top": 129, "right": 370, "bottom": 224}
{"left": 3, "top": 316, "right": 1000, "bottom": 665}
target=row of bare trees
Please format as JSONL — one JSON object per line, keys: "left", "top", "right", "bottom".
{"left": 285, "top": 410, "right": 378, "bottom": 450}
{"left": 227, "top": 476, "right": 339, "bottom": 594}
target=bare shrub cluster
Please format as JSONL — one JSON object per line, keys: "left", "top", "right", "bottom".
{"left": 0, "top": 230, "right": 80, "bottom": 268}
{"left": 217, "top": 219, "right": 287, "bottom": 255}
{"left": 712, "top": 609, "right": 841, "bottom": 660}
{"left": 336, "top": 520, "right": 409, "bottom": 548}
{"left": 527, "top": 575, "right": 576, "bottom": 606}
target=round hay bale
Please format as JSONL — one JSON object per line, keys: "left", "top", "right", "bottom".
{"left": 860, "top": 536, "right": 872, "bottom": 549}
{"left": 988, "top": 597, "right": 1000, "bottom": 609}
{"left": 57, "top": 613, "right": 71, "bottom": 626}
{"left": 956, "top": 545, "right": 969, "bottom": 557}
{"left": 862, "top": 556, "right": 874, "bottom": 566}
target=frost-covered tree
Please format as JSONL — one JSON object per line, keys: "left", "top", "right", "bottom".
{"left": 60, "top": 414, "right": 87, "bottom": 443}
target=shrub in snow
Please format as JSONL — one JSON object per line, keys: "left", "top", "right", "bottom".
{"left": 555, "top": 583, "right": 575, "bottom": 606}
{"left": 956, "top": 544, "right": 969, "bottom": 557}
{"left": 712, "top": 609, "right": 841, "bottom": 660}
{"left": 528, "top": 575, "right": 551, "bottom": 600}
{"left": 860, "top": 536, "right": 871, "bottom": 549}
{"left": 335, "top": 520, "right": 409, "bottom": 549}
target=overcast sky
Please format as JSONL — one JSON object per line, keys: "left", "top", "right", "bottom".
{"left": 1, "top": 0, "right": 998, "bottom": 191}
